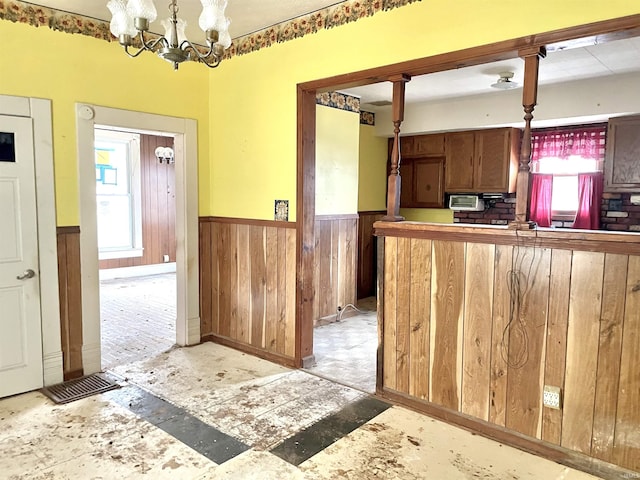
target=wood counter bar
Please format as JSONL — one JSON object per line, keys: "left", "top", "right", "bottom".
{"left": 374, "top": 220, "right": 640, "bottom": 476}
{"left": 374, "top": 221, "right": 640, "bottom": 255}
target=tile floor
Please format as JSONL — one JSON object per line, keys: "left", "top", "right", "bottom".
{"left": 0, "top": 343, "right": 604, "bottom": 479}
{"left": 100, "top": 273, "right": 177, "bottom": 369}
{"left": 307, "top": 297, "right": 378, "bottom": 393}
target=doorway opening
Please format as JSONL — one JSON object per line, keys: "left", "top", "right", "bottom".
{"left": 302, "top": 105, "right": 381, "bottom": 393}
{"left": 94, "top": 128, "right": 178, "bottom": 370}
{"left": 76, "top": 105, "right": 200, "bottom": 376}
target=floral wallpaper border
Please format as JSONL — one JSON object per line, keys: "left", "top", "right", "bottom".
{"left": 316, "top": 91, "right": 360, "bottom": 113}
{"left": 0, "top": 0, "right": 421, "bottom": 62}
{"left": 360, "top": 110, "right": 375, "bottom": 126}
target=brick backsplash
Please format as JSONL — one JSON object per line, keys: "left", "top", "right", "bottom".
{"left": 601, "top": 193, "right": 640, "bottom": 232}
{"left": 453, "top": 194, "right": 516, "bottom": 225}
{"left": 454, "top": 192, "right": 640, "bottom": 231}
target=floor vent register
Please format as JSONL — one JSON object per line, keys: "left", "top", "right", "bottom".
{"left": 41, "top": 373, "right": 120, "bottom": 404}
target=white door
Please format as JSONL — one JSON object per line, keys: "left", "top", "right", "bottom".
{"left": 0, "top": 115, "right": 43, "bottom": 398}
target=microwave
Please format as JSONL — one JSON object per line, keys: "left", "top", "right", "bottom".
{"left": 448, "top": 194, "right": 485, "bottom": 211}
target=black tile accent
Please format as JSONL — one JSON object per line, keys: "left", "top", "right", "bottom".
{"left": 270, "top": 396, "right": 391, "bottom": 466}
{"left": 104, "top": 385, "right": 250, "bottom": 464}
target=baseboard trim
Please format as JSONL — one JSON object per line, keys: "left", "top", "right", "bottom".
{"left": 63, "top": 368, "right": 84, "bottom": 381}
{"left": 81, "top": 342, "right": 101, "bottom": 375}
{"left": 378, "top": 388, "right": 635, "bottom": 480}
{"left": 301, "top": 355, "right": 316, "bottom": 369}
{"left": 99, "top": 262, "right": 176, "bottom": 280}
{"left": 43, "top": 351, "right": 64, "bottom": 386}
{"left": 202, "top": 334, "right": 298, "bottom": 368}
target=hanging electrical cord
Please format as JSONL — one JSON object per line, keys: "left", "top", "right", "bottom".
{"left": 501, "top": 228, "right": 542, "bottom": 369}
{"left": 336, "top": 303, "right": 366, "bottom": 321}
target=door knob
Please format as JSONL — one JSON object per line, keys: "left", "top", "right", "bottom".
{"left": 16, "top": 269, "right": 36, "bottom": 280}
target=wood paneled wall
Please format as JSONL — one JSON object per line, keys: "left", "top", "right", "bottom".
{"left": 199, "top": 217, "right": 297, "bottom": 364}
{"left": 357, "top": 211, "right": 385, "bottom": 299}
{"left": 56, "top": 227, "right": 83, "bottom": 380}
{"left": 100, "top": 134, "right": 176, "bottom": 269}
{"left": 380, "top": 230, "right": 640, "bottom": 472}
{"left": 313, "top": 215, "right": 358, "bottom": 321}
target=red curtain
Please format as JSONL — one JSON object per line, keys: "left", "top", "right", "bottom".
{"left": 573, "top": 172, "right": 603, "bottom": 230}
{"left": 531, "top": 126, "right": 606, "bottom": 162}
{"left": 529, "top": 174, "right": 553, "bottom": 227}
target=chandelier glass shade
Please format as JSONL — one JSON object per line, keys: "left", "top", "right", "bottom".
{"left": 107, "top": 0, "right": 232, "bottom": 70}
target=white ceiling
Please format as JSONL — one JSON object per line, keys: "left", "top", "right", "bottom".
{"left": 31, "top": 0, "right": 347, "bottom": 39}
{"left": 343, "top": 36, "right": 640, "bottom": 107}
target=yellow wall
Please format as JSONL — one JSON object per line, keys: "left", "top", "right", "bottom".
{"left": 315, "top": 106, "right": 359, "bottom": 215}
{"left": 358, "top": 124, "right": 388, "bottom": 212}
{"left": 0, "top": 20, "right": 209, "bottom": 226}
{"left": 2, "top": 1, "right": 639, "bottom": 223}
{"left": 400, "top": 208, "right": 454, "bottom": 223}
{"left": 207, "top": 0, "right": 640, "bottom": 220}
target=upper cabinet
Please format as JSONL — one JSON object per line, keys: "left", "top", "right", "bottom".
{"left": 392, "top": 128, "right": 519, "bottom": 208}
{"left": 401, "top": 133, "right": 445, "bottom": 157}
{"left": 445, "top": 128, "right": 520, "bottom": 193}
{"left": 394, "top": 134, "right": 446, "bottom": 208}
{"left": 605, "top": 115, "right": 640, "bottom": 192}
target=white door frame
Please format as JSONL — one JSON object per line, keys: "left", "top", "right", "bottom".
{"left": 76, "top": 105, "right": 200, "bottom": 374}
{"left": 0, "top": 95, "right": 63, "bottom": 387}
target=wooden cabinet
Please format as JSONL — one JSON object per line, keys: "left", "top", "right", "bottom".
{"left": 401, "top": 133, "right": 445, "bottom": 157}
{"left": 605, "top": 115, "right": 640, "bottom": 192}
{"left": 399, "top": 157, "right": 445, "bottom": 208}
{"left": 393, "top": 133, "right": 446, "bottom": 208}
{"left": 445, "top": 128, "right": 520, "bottom": 193}
{"left": 414, "top": 159, "right": 445, "bottom": 206}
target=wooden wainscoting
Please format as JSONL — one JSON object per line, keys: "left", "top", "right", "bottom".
{"left": 56, "top": 226, "right": 83, "bottom": 380}
{"left": 377, "top": 222, "right": 640, "bottom": 474}
{"left": 199, "top": 217, "right": 297, "bottom": 366}
{"left": 313, "top": 214, "right": 358, "bottom": 322}
{"left": 100, "top": 134, "right": 176, "bottom": 269}
{"left": 357, "top": 211, "right": 385, "bottom": 299}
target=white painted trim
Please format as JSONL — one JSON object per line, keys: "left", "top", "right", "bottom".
{"left": 76, "top": 105, "right": 200, "bottom": 374}
{"left": 0, "top": 94, "right": 30, "bottom": 116}
{"left": 0, "top": 95, "right": 63, "bottom": 387}
{"left": 99, "top": 262, "right": 176, "bottom": 280}
{"left": 31, "top": 98, "right": 63, "bottom": 386}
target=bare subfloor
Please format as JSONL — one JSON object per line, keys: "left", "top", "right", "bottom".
{"left": 100, "top": 273, "right": 176, "bottom": 370}
{"left": 1, "top": 343, "right": 600, "bottom": 479}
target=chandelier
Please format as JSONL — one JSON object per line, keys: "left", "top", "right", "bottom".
{"left": 107, "top": 0, "right": 232, "bottom": 70}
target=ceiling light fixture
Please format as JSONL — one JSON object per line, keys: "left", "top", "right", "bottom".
{"left": 107, "top": 0, "right": 231, "bottom": 70}
{"left": 491, "top": 71, "right": 519, "bottom": 90}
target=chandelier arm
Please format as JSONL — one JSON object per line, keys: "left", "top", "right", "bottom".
{"left": 122, "top": 31, "right": 169, "bottom": 58}
{"left": 199, "top": 57, "right": 222, "bottom": 68}
{"left": 139, "top": 29, "right": 169, "bottom": 52}
{"left": 123, "top": 44, "right": 149, "bottom": 58}
{"left": 179, "top": 40, "right": 222, "bottom": 68}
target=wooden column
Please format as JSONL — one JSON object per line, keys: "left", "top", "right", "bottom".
{"left": 510, "top": 46, "right": 546, "bottom": 229}
{"left": 382, "top": 74, "right": 411, "bottom": 222}
{"left": 297, "top": 87, "right": 317, "bottom": 368}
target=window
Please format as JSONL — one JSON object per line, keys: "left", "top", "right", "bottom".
{"left": 529, "top": 125, "right": 606, "bottom": 229}
{"left": 534, "top": 156, "right": 600, "bottom": 218}
{"left": 95, "top": 129, "right": 142, "bottom": 259}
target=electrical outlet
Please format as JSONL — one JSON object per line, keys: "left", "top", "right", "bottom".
{"left": 543, "top": 385, "right": 562, "bottom": 409}
{"left": 163, "top": 254, "right": 169, "bottom": 263}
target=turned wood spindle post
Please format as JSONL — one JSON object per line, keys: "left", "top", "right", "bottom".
{"left": 511, "top": 46, "right": 546, "bottom": 229}
{"left": 383, "top": 74, "right": 411, "bottom": 222}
